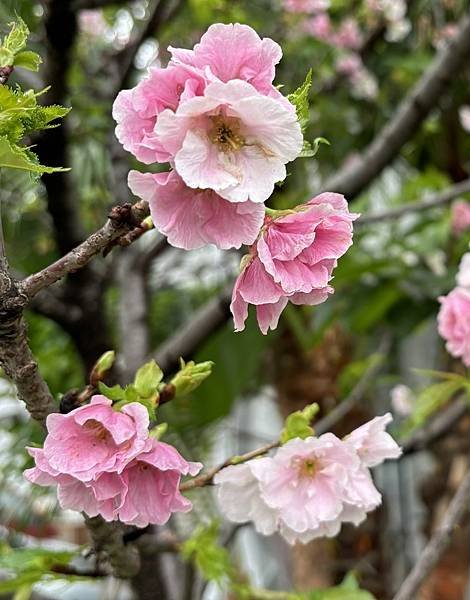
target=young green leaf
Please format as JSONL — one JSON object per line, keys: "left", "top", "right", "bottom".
{"left": 14, "top": 51, "right": 41, "bottom": 72}
{"left": 97, "top": 382, "right": 126, "bottom": 402}
{"left": 288, "top": 69, "right": 312, "bottom": 132}
{"left": 280, "top": 402, "right": 320, "bottom": 444}
{"left": 3, "top": 18, "right": 29, "bottom": 55}
{"left": 134, "top": 360, "right": 163, "bottom": 398}
{"left": 181, "top": 522, "right": 233, "bottom": 584}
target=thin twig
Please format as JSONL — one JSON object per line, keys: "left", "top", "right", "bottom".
{"left": 322, "top": 15, "right": 470, "bottom": 199}
{"left": 21, "top": 201, "right": 149, "bottom": 299}
{"left": 180, "top": 342, "right": 387, "bottom": 492}
{"left": 357, "top": 179, "right": 470, "bottom": 227}
{"left": 392, "top": 471, "right": 470, "bottom": 600}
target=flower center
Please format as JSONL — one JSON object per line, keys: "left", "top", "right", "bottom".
{"left": 296, "top": 457, "right": 319, "bottom": 478}
{"left": 84, "top": 419, "right": 111, "bottom": 442}
{"left": 210, "top": 115, "right": 245, "bottom": 152}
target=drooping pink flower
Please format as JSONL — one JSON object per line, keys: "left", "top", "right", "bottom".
{"left": 230, "top": 192, "right": 358, "bottom": 333}
{"left": 117, "top": 441, "right": 202, "bottom": 528}
{"left": 169, "top": 23, "right": 283, "bottom": 101}
{"left": 215, "top": 423, "right": 401, "bottom": 544}
{"left": 38, "top": 396, "right": 151, "bottom": 482}
{"left": 154, "top": 80, "right": 302, "bottom": 203}
{"left": 437, "top": 287, "right": 470, "bottom": 366}
{"left": 344, "top": 413, "right": 402, "bottom": 467}
{"left": 451, "top": 200, "right": 470, "bottom": 236}
{"left": 128, "top": 170, "right": 265, "bottom": 250}
{"left": 113, "top": 65, "right": 206, "bottom": 164}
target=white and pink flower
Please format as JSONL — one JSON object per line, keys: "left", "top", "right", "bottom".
{"left": 214, "top": 416, "right": 401, "bottom": 544}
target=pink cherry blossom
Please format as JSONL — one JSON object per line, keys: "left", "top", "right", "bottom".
{"left": 333, "top": 18, "right": 363, "bottom": 50}
{"left": 39, "top": 396, "right": 151, "bottom": 482}
{"left": 128, "top": 170, "right": 265, "bottom": 250}
{"left": 451, "top": 200, "right": 470, "bottom": 236}
{"left": 303, "top": 14, "right": 333, "bottom": 42}
{"left": 113, "top": 65, "right": 206, "bottom": 164}
{"left": 437, "top": 287, "right": 470, "bottom": 366}
{"left": 214, "top": 426, "right": 400, "bottom": 544}
{"left": 282, "top": 0, "right": 330, "bottom": 13}
{"left": 153, "top": 79, "right": 302, "bottom": 203}
{"left": 117, "top": 441, "right": 202, "bottom": 527}
{"left": 169, "top": 23, "right": 283, "bottom": 100}
{"left": 230, "top": 192, "right": 358, "bottom": 333}
{"left": 344, "top": 413, "right": 402, "bottom": 467}
{"left": 336, "top": 53, "right": 362, "bottom": 77}
{"left": 456, "top": 253, "right": 470, "bottom": 290}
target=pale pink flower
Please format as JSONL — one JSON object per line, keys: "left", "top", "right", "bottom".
{"left": 154, "top": 80, "right": 302, "bottom": 203}
{"left": 333, "top": 18, "right": 363, "bottom": 50}
{"left": 390, "top": 384, "right": 413, "bottom": 416}
{"left": 282, "top": 0, "right": 330, "bottom": 13}
{"left": 336, "top": 53, "right": 362, "bottom": 77}
{"left": 458, "top": 106, "right": 470, "bottom": 133}
{"left": 38, "top": 396, "right": 151, "bottom": 482}
{"left": 79, "top": 9, "right": 107, "bottom": 37}
{"left": 230, "top": 192, "right": 358, "bottom": 333}
{"left": 117, "top": 441, "right": 202, "bottom": 527}
{"left": 344, "top": 413, "right": 402, "bottom": 467}
{"left": 168, "top": 23, "right": 283, "bottom": 101}
{"left": 456, "top": 253, "right": 470, "bottom": 290}
{"left": 451, "top": 200, "right": 470, "bottom": 236}
{"left": 438, "top": 287, "right": 470, "bottom": 366}
{"left": 215, "top": 431, "right": 390, "bottom": 544}
{"left": 113, "top": 65, "right": 206, "bottom": 164}
{"left": 303, "top": 13, "right": 332, "bottom": 42}
{"left": 128, "top": 170, "right": 265, "bottom": 250}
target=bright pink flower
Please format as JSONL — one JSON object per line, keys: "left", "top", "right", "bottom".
{"left": 333, "top": 18, "right": 363, "bottom": 50}
{"left": 230, "top": 192, "right": 358, "bottom": 333}
{"left": 39, "top": 396, "right": 151, "bottom": 482}
{"left": 128, "top": 170, "right": 265, "bottom": 250}
{"left": 117, "top": 441, "right": 202, "bottom": 527}
{"left": 303, "top": 14, "right": 333, "bottom": 42}
{"left": 169, "top": 23, "right": 282, "bottom": 100}
{"left": 437, "top": 287, "right": 470, "bottom": 366}
{"left": 451, "top": 200, "right": 470, "bottom": 236}
{"left": 214, "top": 428, "right": 397, "bottom": 544}
{"left": 113, "top": 65, "right": 206, "bottom": 164}
{"left": 154, "top": 80, "right": 302, "bottom": 203}
{"left": 344, "top": 413, "right": 402, "bottom": 468}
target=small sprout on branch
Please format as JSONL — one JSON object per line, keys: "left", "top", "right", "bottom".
{"left": 280, "top": 402, "right": 320, "bottom": 444}
{"left": 170, "top": 358, "right": 214, "bottom": 398}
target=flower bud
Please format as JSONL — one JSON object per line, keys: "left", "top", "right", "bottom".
{"left": 170, "top": 359, "right": 214, "bottom": 398}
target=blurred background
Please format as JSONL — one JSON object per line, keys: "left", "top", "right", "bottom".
{"left": 0, "top": 0, "right": 469, "bottom": 598}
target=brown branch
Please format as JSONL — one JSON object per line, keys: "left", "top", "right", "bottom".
{"left": 357, "top": 178, "right": 470, "bottom": 227}
{"left": 392, "top": 470, "right": 470, "bottom": 600}
{"left": 152, "top": 284, "right": 232, "bottom": 374}
{"left": 322, "top": 14, "right": 470, "bottom": 199}
{"left": 20, "top": 201, "right": 149, "bottom": 300}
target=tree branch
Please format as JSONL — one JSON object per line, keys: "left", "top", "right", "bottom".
{"left": 357, "top": 178, "right": 470, "bottom": 227}
{"left": 392, "top": 470, "right": 470, "bottom": 600}
{"left": 322, "top": 14, "right": 470, "bottom": 199}
{"left": 20, "top": 201, "right": 149, "bottom": 300}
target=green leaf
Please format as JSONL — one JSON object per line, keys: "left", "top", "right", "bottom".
{"left": 14, "top": 51, "right": 41, "bottom": 72}
{"left": 170, "top": 359, "right": 214, "bottom": 398}
{"left": 0, "top": 47, "right": 14, "bottom": 67}
{"left": 97, "top": 382, "right": 125, "bottom": 401}
{"left": 411, "top": 368, "right": 467, "bottom": 382}
{"left": 400, "top": 379, "right": 465, "bottom": 437}
{"left": 134, "top": 360, "right": 163, "bottom": 398}
{"left": 181, "top": 522, "right": 233, "bottom": 584}
{"left": 0, "top": 136, "right": 69, "bottom": 175}
{"left": 150, "top": 422, "right": 168, "bottom": 439}
{"left": 300, "top": 137, "right": 330, "bottom": 158}
{"left": 288, "top": 69, "right": 312, "bottom": 132}
{"left": 3, "top": 18, "right": 29, "bottom": 55}
{"left": 307, "top": 573, "right": 375, "bottom": 599}
{"left": 280, "top": 402, "right": 320, "bottom": 444}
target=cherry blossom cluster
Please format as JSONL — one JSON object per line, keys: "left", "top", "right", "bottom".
{"left": 24, "top": 396, "right": 201, "bottom": 527}
{"left": 437, "top": 253, "right": 470, "bottom": 367}
{"left": 113, "top": 23, "right": 358, "bottom": 334}
{"left": 451, "top": 199, "right": 470, "bottom": 236}
{"left": 214, "top": 414, "right": 401, "bottom": 544}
